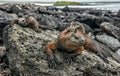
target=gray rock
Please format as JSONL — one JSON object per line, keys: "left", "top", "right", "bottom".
{"left": 75, "top": 14, "right": 97, "bottom": 28}
{"left": 116, "top": 49, "right": 120, "bottom": 56}
{"left": 0, "top": 11, "right": 18, "bottom": 28}
{"left": 112, "top": 17, "right": 120, "bottom": 28}
{"left": 62, "top": 6, "right": 70, "bottom": 12}
{"left": 88, "top": 10, "right": 103, "bottom": 16}
{"left": 3, "top": 24, "right": 120, "bottom": 76}
{"left": 9, "top": 5, "right": 22, "bottom": 14}
{"left": 0, "top": 4, "right": 12, "bottom": 12}
{"left": 103, "top": 10, "right": 113, "bottom": 17}
{"left": 75, "top": 14, "right": 111, "bottom": 29}
{"left": 0, "top": 11, "right": 18, "bottom": 41}
{"left": 100, "top": 22, "right": 120, "bottom": 40}
{"left": 82, "top": 23, "right": 93, "bottom": 34}
{"left": 40, "top": 15, "right": 60, "bottom": 29}
{"left": 0, "top": 46, "right": 10, "bottom": 76}
{"left": 95, "top": 41, "right": 120, "bottom": 63}
{"left": 96, "top": 35, "right": 120, "bottom": 51}
{"left": 117, "top": 9, "right": 120, "bottom": 17}
{"left": 36, "top": 6, "right": 48, "bottom": 14}
{"left": 94, "top": 16, "right": 111, "bottom": 27}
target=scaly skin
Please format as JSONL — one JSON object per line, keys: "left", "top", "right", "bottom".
{"left": 25, "top": 16, "right": 41, "bottom": 29}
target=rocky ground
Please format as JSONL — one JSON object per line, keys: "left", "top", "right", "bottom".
{"left": 0, "top": 3, "right": 120, "bottom": 76}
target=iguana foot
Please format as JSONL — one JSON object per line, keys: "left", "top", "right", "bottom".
{"left": 64, "top": 53, "right": 78, "bottom": 65}
{"left": 48, "top": 57, "right": 60, "bottom": 69}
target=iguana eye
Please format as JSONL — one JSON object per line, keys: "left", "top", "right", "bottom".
{"left": 74, "top": 36, "right": 79, "bottom": 39}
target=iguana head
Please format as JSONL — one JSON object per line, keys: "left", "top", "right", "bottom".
{"left": 100, "top": 22, "right": 111, "bottom": 31}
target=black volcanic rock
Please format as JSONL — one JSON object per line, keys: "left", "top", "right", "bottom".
{"left": 36, "top": 6, "right": 49, "bottom": 14}
{"left": 75, "top": 14, "right": 112, "bottom": 29}
{"left": 112, "top": 17, "right": 120, "bottom": 28}
{"left": 40, "top": 15, "right": 60, "bottom": 30}
{"left": 0, "top": 11, "right": 18, "bottom": 41}
{"left": 62, "top": 6, "right": 71, "bottom": 12}
{"left": 117, "top": 9, "right": 120, "bottom": 17}
{"left": 9, "top": 5, "right": 22, "bottom": 14}
{"left": 75, "top": 14, "right": 96, "bottom": 28}
{"left": 88, "top": 10, "right": 103, "bottom": 16}
{"left": 96, "top": 35, "right": 120, "bottom": 52}
{"left": 81, "top": 23, "right": 93, "bottom": 34}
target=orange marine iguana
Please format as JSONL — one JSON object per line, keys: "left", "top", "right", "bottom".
{"left": 45, "top": 21, "right": 108, "bottom": 68}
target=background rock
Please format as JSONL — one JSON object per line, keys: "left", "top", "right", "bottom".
{"left": 40, "top": 15, "right": 61, "bottom": 30}
{"left": 9, "top": 5, "right": 22, "bottom": 14}
{"left": 0, "top": 11, "right": 18, "bottom": 28}
{"left": 112, "top": 17, "right": 120, "bottom": 28}
{"left": 96, "top": 35, "right": 120, "bottom": 52}
{"left": 117, "top": 9, "right": 120, "bottom": 17}
{"left": 116, "top": 49, "right": 120, "bottom": 56}
{"left": 0, "top": 11, "right": 18, "bottom": 45}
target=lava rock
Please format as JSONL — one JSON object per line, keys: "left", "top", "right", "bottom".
{"left": 112, "top": 17, "right": 120, "bottom": 28}
{"left": 96, "top": 35, "right": 120, "bottom": 52}
{"left": 2, "top": 23, "right": 120, "bottom": 76}
{"left": 88, "top": 10, "right": 103, "bottom": 16}
{"left": 9, "top": 5, "right": 22, "bottom": 14}
{"left": 0, "top": 11, "right": 18, "bottom": 40}
{"left": 40, "top": 15, "right": 60, "bottom": 29}
{"left": 81, "top": 23, "right": 93, "bottom": 34}
{"left": 75, "top": 14, "right": 97, "bottom": 28}
{"left": 93, "top": 16, "right": 111, "bottom": 28}
{"left": 117, "top": 9, "right": 120, "bottom": 17}
{"left": 0, "top": 11, "right": 18, "bottom": 28}
{"left": 62, "top": 6, "right": 71, "bottom": 12}
{"left": 75, "top": 14, "right": 111, "bottom": 29}
{"left": 36, "top": 6, "right": 50, "bottom": 15}
{"left": 116, "top": 49, "right": 120, "bottom": 56}
{"left": 95, "top": 41, "right": 120, "bottom": 63}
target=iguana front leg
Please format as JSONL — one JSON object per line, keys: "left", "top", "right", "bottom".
{"left": 45, "top": 41, "right": 60, "bottom": 68}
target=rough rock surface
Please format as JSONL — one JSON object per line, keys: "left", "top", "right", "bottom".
{"left": 75, "top": 14, "right": 111, "bottom": 29}
{"left": 0, "top": 11, "right": 18, "bottom": 45}
{"left": 9, "top": 5, "right": 23, "bottom": 14}
{"left": 112, "top": 17, "right": 120, "bottom": 28}
{"left": 0, "top": 11, "right": 18, "bottom": 28}
{"left": 95, "top": 41, "right": 120, "bottom": 63}
{"left": 116, "top": 49, "right": 120, "bottom": 56}
{"left": 96, "top": 35, "right": 120, "bottom": 52}
{"left": 40, "top": 15, "right": 60, "bottom": 29}
{"left": 117, "top": 9, "right": 120, "bottom": 17}
{"left": 3, "top": 24, "right": 120, "bottom": 76}
{"left": 0, "top": 46, "right": 10, "bottom": 76}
